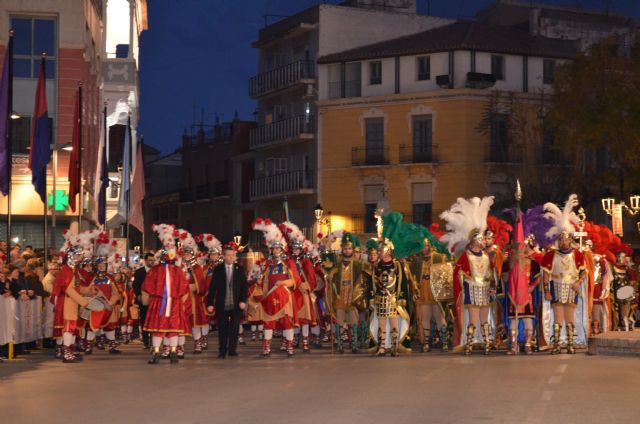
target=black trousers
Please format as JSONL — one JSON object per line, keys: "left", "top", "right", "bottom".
{"left": 138, "top": 304, "right": 150, "bottom": 347}
{"left": 217, "top": 309, "right": 240, "bottom": 355}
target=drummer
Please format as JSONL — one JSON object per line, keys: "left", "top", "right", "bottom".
{"left": 611, "top": 251, "right": 637, "bottom": 331}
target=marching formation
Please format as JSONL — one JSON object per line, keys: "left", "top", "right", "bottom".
{"left": 46, "top": 192, "right": 638, "bottom": 364}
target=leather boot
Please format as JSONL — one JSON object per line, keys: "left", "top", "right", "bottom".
{"left": 261, "top": 339, "right": 271, "bottom": 357}
{"left": 376, "top": 328, "right": 386, "bottom": 357}
{"left": 524, "top": 329, "right": 533, "bottom": 355}
{"left": 108, "top": 340, "right": 122, "bottom": 354}
{"left": 193, "top": 338, "right": 203, "bottom": 354}
{"left": 302, "top": 336, "right": 310, "bottom": 353}
{"left": 440, "top": 326, "right": 449, "bottom": 352}
{"left": 169, "top": 346, "right": 179, "bottom": 363}
{"left": 465, "top": 324, "right": 475, "bottom": 355}
{"left": 335, "top": 324, "right": 344, "bottom": 354}
{"left": 506, "top": 329, "right": 517, "bottom": 355}
{"left": 177, "top": 345, "right": 185, "bottom": 359}
{"left": 351, "top": 325, "right": 359, "bottom": 353}
{"left": 62, "top": 346, "right": 78, "bottom": 363}
{"left": 551, "top": 323, "right": 561, "bottom": 354}
{"left": 421, "top": 329, "right": 431, "bottom": 353}
{"left": 148, "top": 346, "right": 160, "bottom": 364}
{"left": 286, "top": 339, "right": 295, "bottom": 358}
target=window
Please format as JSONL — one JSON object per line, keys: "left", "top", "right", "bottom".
{"left": 491, "top": 55, "right": 504, "bottom": 81}
{"left": 11, "top": 17, "right": 56, "bottom": 79}
{"left": 364, "top": 184, "right": 384, "bottom": 233}
{"left": 416, "top": 56, "right": 430, "bottom": 81}
{"left": 412, "top": 115, "right": 433, "bottom": 162}
{"left": 543, "top": 59, "right": 556, "bottom": 84}
{"left": 10, "top": 116, "right": 31, "bottom": 154}
{"left": 412, "top": 183, "right": 433, "bottom": 226}
{"left": 345, "top": 62, "right": 362, "bottom": 97}
{"left": 490, "top": 114, "right": 509, "bottom": 162}
{"left": 328, "top": 63, "right": 342, "bottom": 99}
{"left": 365, "top": 118, "right": 385, "bottom": 165}
{"left": 369, "top": 61, "right": 382, "bottom": 85}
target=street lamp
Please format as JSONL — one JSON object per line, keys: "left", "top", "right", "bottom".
{"left": 233, "top": 231, "right": 242, "bottom": 246}
{"left": 314, "top": 203, "right": 332, "bottom": 243}
{"left": 10, "top": 111, "right": 20, "bottom": 120}
{"left": 601, "top": 194, "right": 640, "bottom": 216}
{"left": 314, "top": 203, "right": 324, "bottom": 221}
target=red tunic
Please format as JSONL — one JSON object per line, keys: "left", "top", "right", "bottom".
{"left": 187, "top": 264, "right": 209, "bottom": 328}
{"left": 260, "top": 259, "right": 300, "bottom": 323}
{"left": 142, "top": 264, "right": 189, "bottom": 333}
{"left": 541, "top": 249, "right": 585, "bottom": 274}
{"left": 52, "top": 265, "right": 86, "bottom": 337}
{"left": 293, "top": 257, "right": 317, "bottom": 325}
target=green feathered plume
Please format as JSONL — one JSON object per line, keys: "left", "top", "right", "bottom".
{"left": 365, "top": 238, "right": 379, "bottom": 251}
{"left": 381, "top": 212, "right": 451, "bottom": 259}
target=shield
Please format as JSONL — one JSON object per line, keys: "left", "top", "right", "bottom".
{"left": 430, "top": 261, "right": 454, "bottom": 302}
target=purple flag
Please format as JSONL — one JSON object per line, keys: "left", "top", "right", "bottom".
{"left": 0, "top": 37, "right": 11, "bottom": 196}
{"left": 29, "top": 58, "right": 51, "bottom": 203}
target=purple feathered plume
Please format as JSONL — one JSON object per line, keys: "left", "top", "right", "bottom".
{"left": 502, "top": 205, "right": 556, "bottom": 247}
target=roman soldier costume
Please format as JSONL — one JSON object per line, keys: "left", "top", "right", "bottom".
{"left": 440, "top": 196, "right": 495, "bottom": 355}
{"left": 143, "top": 224, "right": 190, "bottom": 364}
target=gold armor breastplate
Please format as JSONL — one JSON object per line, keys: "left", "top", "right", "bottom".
{"left": 467, "top": 252, "right": 491, "bottom": 287}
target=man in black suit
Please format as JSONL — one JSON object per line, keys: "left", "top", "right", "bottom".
{"left": 207, "top": 245, "right": 247, "bottom": 358}
{"left": 133, "top": 252, "right": 155, "bottom": 349}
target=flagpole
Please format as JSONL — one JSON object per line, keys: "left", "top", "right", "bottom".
{"left": 77, "top": 82, "right": 83, "bottom": 229}
{"left": 5, "top": 30, "right": 14, "bottom": 247}
{"left": 102, "top": 102, "right": 107, "bottom": 231}
{"left": 514, "top": 179, "right": 522, "bottom": 355}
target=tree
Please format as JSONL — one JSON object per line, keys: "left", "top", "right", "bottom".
{"left": 547, "top": 35, "right": 640, "bottom": 204}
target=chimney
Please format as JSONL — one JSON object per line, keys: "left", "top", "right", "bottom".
{"left": 182, "top": 128, "right": 189, "bottom": 149}
{"left": 197, "top": 124, "right": 205, "bottom": 145}
{"left": 214, "top": 113, "right": 222, "bottom": 140}
{"left": 529, "top": 8, "right": 541, "bottom": 36}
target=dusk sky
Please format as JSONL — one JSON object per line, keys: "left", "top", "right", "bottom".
{"left": 138, "top": 0, "right": 640, "bottom": 154}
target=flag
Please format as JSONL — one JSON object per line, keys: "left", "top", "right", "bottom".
{"left": 97, "top": 113, "right": 108, "bottom": 225}
{"left": 68, "top": 87, "right": 81, "bottom": 212}
{"left": 508, "top": 210, "right": 529, "bottom": 308}
{"left": 0, "top": 34, "right": 12, "bottom": 196}
{"left": 117, "top": 118, "right": 131, "bottom": 216}
{"left": 29, "top": 58, "right": 51, "bottom": 203}
{"left": 129, "top": 142, "right": 145, "bottom": 233}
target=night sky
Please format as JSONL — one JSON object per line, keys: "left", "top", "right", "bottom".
{"left": 138, "top": 0, "right": 640, "bottom": 154}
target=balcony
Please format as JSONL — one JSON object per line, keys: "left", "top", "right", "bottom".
{"left": 485, "top": 143, "right": 523, "bottom": 164}
{"left": 250, "top": 115, "right": 314, "bottom": 150}
{"left": 249, "top": 171, "right": 315, "bottom": 200}
{"left": 213, "top": 180, "right": 230, "bottom": 197}
{"left": 399, "top": 144, "right": 437, "bottom": 164}
{"left": 249, "top": 60, "right": 315, "bottom": 98}
{"left": 195, "top": 184, "right": 210, "bottom": 201}
{"left": 352, "top": 147, "right": 389, "bottom": 167}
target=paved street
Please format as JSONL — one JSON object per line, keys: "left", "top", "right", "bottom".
{"left": 1, "top": 338, "right": 639, "bottom": 424}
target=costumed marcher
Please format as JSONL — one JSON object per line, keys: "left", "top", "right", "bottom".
{"left": 143, "top": 224, "right": 190, "bottom": 364}
{"left": 252, "top": 218, "right": 300, "bottom": 357}
{"left": 326, "top": 232, "right": 366, "bottom": 354}
{"left": 440, "top": 196, "right": 495, "bottom": 355}
{"left": 541, "top": 194, "right": 586, "bottom": 354}
{"left": 360, "top": 238, "right": 379, "bottom": 349}
{"left": 245, "top": 254, "right": 266, "bottom": 341}
{"left": 485, "top": 216, "right": 512, "bottom": 349}
{"left": 408, "top": 228, "right": 452, "bottom": 353}
{"left": 369, "top": 212, "right": 422, "bottom": 356}
{"left": 199, "top": 233, "right": 222, "bottom": 349}
{"left": 51, "top": 228, "right": 101, "bottom": 363}
{"left": 279, "top": 222, "right": 318, "bottom": 353}
{"left": 611, "top": 249, "right": 637, "bottom": 331}
{"left": 179, "top": 231, "right": 208, "bottom": 354}
{"left": 85, "top": 233, "right": 122, "bottom": 354}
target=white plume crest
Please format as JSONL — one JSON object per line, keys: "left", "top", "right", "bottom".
{"left": 151, "top": 223, "right": 177, "bottom": 252}
{"left": 197, "top": 233, "right": 222, "bottom": 253}
{"left": 439, "top": 196, "right": 494, "bottom": 256}
{"left": 543, "top": 194, "right": 579, "bottom": 240}
{"left": 252, "top": 218, "right": 286, "bottom": 249}
{"left": 280, "top": 221, "right": 305, "bottom": 245}
{"left": 175, "top": 228, "right": 198, "bottom": 254}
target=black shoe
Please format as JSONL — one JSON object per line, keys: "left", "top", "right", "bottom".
{"left": 169, "top": 351, "right": 179, "bottom": 364}
{"left": 148, "top": 352, "right": 160, "bottom": 364}
{"left": 228, "top": 351, "right": 238, "bottom": 357}
{"left": 218, "top": 353, "right": 226, "bottom": 359}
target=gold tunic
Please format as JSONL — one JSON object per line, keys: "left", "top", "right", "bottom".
{"left": 550, "top": 250, "right": 579, "bottom": 305}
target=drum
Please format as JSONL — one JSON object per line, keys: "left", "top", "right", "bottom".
{"left": 615, "top": 285, "right": 635, "bottom": 302}
{"left": 430, "top": 262, "right": 454, "bottom": 301}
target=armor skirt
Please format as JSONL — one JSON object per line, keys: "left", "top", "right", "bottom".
{"left": 550, "top": 280, "right": 578, "bottom": 305}
{"left": 463, "top": 281, "right": 491, "bottom": 306}
{"left": 375, "top": 294, "right": 398, "bottom": 318}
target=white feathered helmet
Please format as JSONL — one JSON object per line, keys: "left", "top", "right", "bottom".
{"left": 196, "top": 233, "right": 222, "bottom": 255}
{"left": 544, "top": 194, "right": 579, "bottom": 243}
{"left": 279, "top": 221, "right": 305, "bottom": 251}
{"left": 60, "top": 226, "right": 100, "bottom": 266}
{"left": 150, "top": 223, "right": 178, "bottom": 263}
{"left": 440, "top": 196, "right": 494, "bottom": 256}
{"left": 252, "top": 217, "right": 286, "bottom": 250}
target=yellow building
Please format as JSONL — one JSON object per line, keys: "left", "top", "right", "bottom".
{"left": 316, "top": 21, "right": 577, "bottom": 236}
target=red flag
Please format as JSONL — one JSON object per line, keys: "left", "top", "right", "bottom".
{"left": 129, "top": 143, "right": 145, "bottom": 233}
{"left": 68, "top": 88, "right": 80, "bottom": 212}
{"left": 508, "top": 211, "right": 529, "bottom": 307}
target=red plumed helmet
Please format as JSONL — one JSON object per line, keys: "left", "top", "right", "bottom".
{"left": 172, "top": 230, "right": 180, "bottom": 238}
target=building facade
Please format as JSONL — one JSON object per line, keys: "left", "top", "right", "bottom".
{"left": 0, "top": 0, "right": 147, "bottom": 249}
{"left": 248, "top": 1, "right": 453, "bottom": 233}
{"left": 315, "top": 3, "right": 636, "bottom": 237}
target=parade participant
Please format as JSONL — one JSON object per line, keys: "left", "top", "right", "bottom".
{"left": 114, "top": 269, "right": 135, "bottom": 344}
{"left": 440, "top": 196, "right": 495, "bottom": 355}
{"left": 179, "top": 230, "right": 209, "bottom": 355}
{"left": 359, "top": 238, "right": 378, "bottom": 349}
{"left": 199, "top": 233, "right": 222, "bottom": 350}
{"left": 85, "top": 233, "right": 122, "bottom": 354}
{"left": 246, "top": 256, "right": 265, "bottom": 341}
{"left": 409, "top": 232, "right": 451, "bottom": 353}
{"left": 133, "top": 252, "right": 155, "bottom": 349}
{"left": 206, "top": 243, "right": 248, "bottom": 358}
{"left": 143, "top": 224, "right": 190, "bottom": 364}
{"left": 326, "top": 232, "right": 365, "bottom": 354}
{"left": 485, "top": 216, "right": 512, "bottom": 348}
{"left": 279, "top": 222, "right": 317, "bottom": 353}
{"left": 51, "top": 228, "right": 101, "bottom": 363}
{"left": 252, "top": 218, "right": 300, "bottom": 357}
{"left": 611, "top": 250, "right": 637, "bottom": 331}
{"left": 542, "top": 194, "right": 585, "bottom": 354}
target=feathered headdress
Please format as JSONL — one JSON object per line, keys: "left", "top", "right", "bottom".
{"left": 381, "top": 212, "right": 449, "bottom": 259}
{"left": 150, "top": 223, "right": 178, "bottom": 262}
{"left": 486, "top": 215, "right": 513, "bottom": 249}
{"left": 503, "top": 205, "right": 556, "bottom": 248}
{"left": 196, "top": 233, "right": 222, "bottom": 254}
{"left": 252, "top": 217, "right": 286, "bottom": 249}
{"left": 440, "top": 196, "right": 494, "bottom": 256}
{"left": 94, "top": 231, "right": 118, "bottom": 260}
{"left": 279, "top": 221, "right": 306, "bottom": 251}
{"left": 543, "top": 194, "right": 579, "bottom": 242}
{"left": 317, "top": 229, "right": 344, "bottom": 252}
{"left": 175, "top": 228, "right": 198, "bottom": 256}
